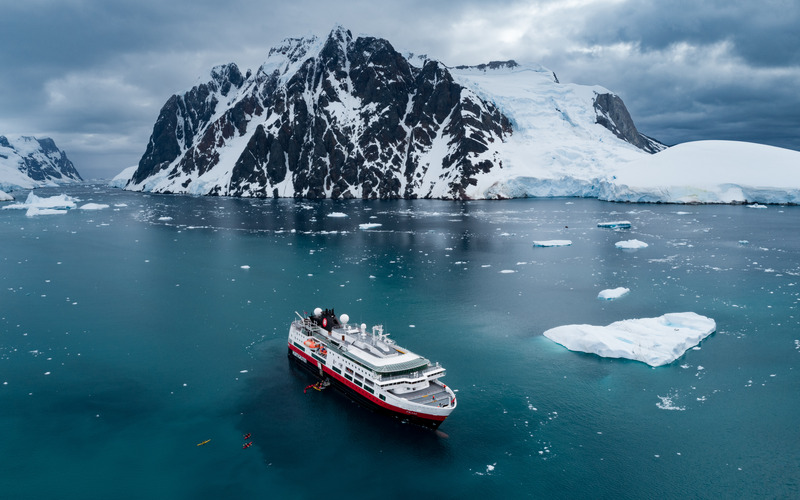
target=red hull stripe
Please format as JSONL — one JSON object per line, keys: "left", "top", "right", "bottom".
{"left": 288, "top": 343, "right": 446, "bottom": 422}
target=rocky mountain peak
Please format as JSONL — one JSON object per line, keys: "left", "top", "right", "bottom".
{"left": 125, "top": 26, "right": 663, "bottom": 200}
{"left": 0, "top": 135, "right": 82, "bottom": 190}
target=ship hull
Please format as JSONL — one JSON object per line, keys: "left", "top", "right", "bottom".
{"left": 288, "top": 347, "right": 446, "bottom": 429}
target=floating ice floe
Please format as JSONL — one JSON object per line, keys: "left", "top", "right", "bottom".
{"left": 327, "top": 212, "right": 347, "bottom": 218}
{"left": 26, "top": 207, "right": 68, "bottom": 216}
{"left": 359, "top": 223, "right": 382, "bottom": 230}
{"left": 3, "top": 192, "right": 78, "bottom": 211}
{"left": 747, "top": 203, "right": 767, "bottom": 209}
{"left": 615, "top": 239, "right": 648, "bottom": 249}
{"left": 597, "top": 221, "right": 631, "bottom": 228}
{"left": 79, "top": 203, "right": 110, "bottom": 210}
{"left": 597, "top": 287, "right": 630, "bottom": 300}
{"left": 533, "top": 240, "right": 572, "bottom": 247}
{"left": 543, "top": 312, "right": 717, "bottom": 367}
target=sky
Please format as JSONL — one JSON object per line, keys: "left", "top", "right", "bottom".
{"left": 1, "top": 0, "right": 798, "bottom": 179}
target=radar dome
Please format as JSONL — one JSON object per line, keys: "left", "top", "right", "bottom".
{"left": 313, "top": 307, "right": 322, "bottom": 317}
{"left": 340, "top": 314, "right": 350, "bottom": 325}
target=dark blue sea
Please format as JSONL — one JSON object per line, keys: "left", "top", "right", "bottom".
{"left": 2, "top": 184, "right": 798, "bottom": 499}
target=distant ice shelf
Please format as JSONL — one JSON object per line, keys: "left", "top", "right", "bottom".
{"left": 543, "top": 312, "right": 716, "bottom": 367}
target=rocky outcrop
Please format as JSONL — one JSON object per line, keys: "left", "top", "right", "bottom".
{"left": 593, "top": 93, "right": 667, "bottom": 154}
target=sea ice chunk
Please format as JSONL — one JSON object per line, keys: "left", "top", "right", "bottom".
{"left": 3, "top": 192, "right": 78, "bottom": 210}
{"left": 597, "top": 221, "right": 631, "bottom": 228}
{"left": 26, "top": 207, "right": 68, "bottom": 216}
{"left": 615, "top": 239, "right": 648, "bottom": 249}
{"left": 533, "top": 240, "right": 572, "bottom": 247}
{"left": 543, "top": 312, "right": 716, "bottom": 367}
{"left": 359, "top": 223, "right": 382, "bottom": 229}
{"left": 79, "top": 203, "right": 110, "bottom": 210}
{"left": 327, "top": 212, "right": 347, "bottom": 218}
{"left": 597, "top": 287, "right": 630, "bottom": 300}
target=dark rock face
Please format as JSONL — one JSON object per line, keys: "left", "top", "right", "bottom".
{"left": 129, "top": 27, "right": 512, "bottom": 199}
{"left": 0, "top": 135, "right": 82, "bottom": 182}
{"left": 593, "top": 93, "right": 667, "bottom": 154}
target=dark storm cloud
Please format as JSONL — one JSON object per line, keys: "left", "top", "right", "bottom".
{"left": 587, "top": 0, "right": 800, "bottom": 67}
{"left": 0, "top": 0, "right": 798, "bottom": 178}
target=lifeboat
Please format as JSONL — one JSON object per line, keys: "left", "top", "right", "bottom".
{"left": 303, "top": 339, "right": 320, "bottom": 350}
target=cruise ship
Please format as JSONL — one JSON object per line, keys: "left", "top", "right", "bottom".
{"left": 288, "top": 308, "right": 457, "bottom": 429}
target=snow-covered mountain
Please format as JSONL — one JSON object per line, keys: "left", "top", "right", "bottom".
{"left": 0, "top": 135, "right": 82, "bottom": 192}
{"left": 124, "top": 25, "right": 664, "bottom": 200}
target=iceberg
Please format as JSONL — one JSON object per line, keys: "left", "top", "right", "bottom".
{"left": 615, "top": 239, "right": 648, "bottom": 249}
{"left": 359, "top": 223, "right": 382, "bottom": 230}
{"left": 543, "top": 312, "right": 716, "bottom": 367}
{"left": 533, "top": 240, "right": 572, "bottom": 247}
{"left": 597, "top": 287, "right": 630, "bottom": 300}
{"left": 0, "top": 190, "right": 12, "bottom": 201}
{"left": 2, "top": 192, "right": 78, "bottom": 210}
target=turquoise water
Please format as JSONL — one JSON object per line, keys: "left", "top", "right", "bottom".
{"left": 1, "top": 185, "right": 798, "bottom": 499}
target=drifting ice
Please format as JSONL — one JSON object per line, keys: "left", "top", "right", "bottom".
{"left": 79, "top": 203, "right": 110, "bottom": 210}
{"left": 3, "top": 192, "right": 78, "bottom": 210}
{"left": 598, "top": 287, "right": 630, "bottom": 300}
{"left": 597, "top": 221, "right": 631, "bottom": 228}
{"left": 615, "top": 239, "right": 648, "bottom": 249}
{"left": 533, "top": 240, "right": 572, "bottom": 247}
{"left": 543, "top": 312, "right": 716, "bottom": 367}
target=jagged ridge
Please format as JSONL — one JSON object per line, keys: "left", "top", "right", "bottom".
{"left": 128, "top": 26, "right": 512, "bottom": 199}
{"left": 126, "top": 26, "right": 663, "bottom": 200}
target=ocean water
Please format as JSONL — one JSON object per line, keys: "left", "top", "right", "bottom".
{"left": 1, "top": 185, "right": 798, "bottom": 499}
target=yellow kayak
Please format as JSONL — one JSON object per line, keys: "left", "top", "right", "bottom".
{"left": 196, "top": 439, "right": 211, "bottom": 446}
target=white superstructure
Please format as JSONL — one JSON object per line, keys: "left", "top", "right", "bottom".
{"left": 288, "top": 308, "right": 456, "bottom": 428}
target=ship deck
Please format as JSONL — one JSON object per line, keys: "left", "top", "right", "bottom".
{"left": 398, "top": 383, "right": 452, "bottom": 407}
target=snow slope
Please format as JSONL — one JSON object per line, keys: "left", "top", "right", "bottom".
{"left": 599, "top": 140, "right": 800, "bottom": 204}
{"left": 449, "top": 64, "right": 647, "bottom": 199}
{"left": 0, "top": 135, "right": 82, "bottom": 192}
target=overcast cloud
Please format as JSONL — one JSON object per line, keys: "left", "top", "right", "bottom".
{"left": 1, "top": 0, "right": 797, "bottom": 178}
